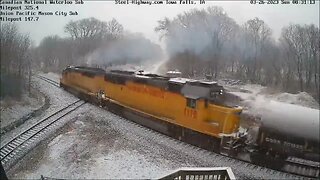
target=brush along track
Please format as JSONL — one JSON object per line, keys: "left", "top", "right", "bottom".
{"left": 0, "top": 100, "right": 86, "bottom": 169}
{"left": 0, "top": 90, "right": 50, "bottom": 136}
{"left": 35, "top": 75, "right": 60, "bottom": 87}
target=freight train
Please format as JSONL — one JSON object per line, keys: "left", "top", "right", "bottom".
{"left": 59, "top": 66, "right": 319, "bottom": 169}
{"left": 60, "top": 66, "right": 243, "bottom": 152}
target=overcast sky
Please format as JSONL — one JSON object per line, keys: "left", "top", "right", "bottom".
{"left": 15, "top": 0, "right": 319, "bottom": 47}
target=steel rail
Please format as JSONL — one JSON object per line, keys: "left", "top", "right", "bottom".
{"left": 0, "top": 100, "right": 85, "bottom": 165}
{"left": 35, "top": 75, "right": 60, "bottom": 87}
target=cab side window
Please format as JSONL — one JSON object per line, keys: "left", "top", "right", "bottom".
{"left": 186, "top": 98, "right": 196, "bottom": 109}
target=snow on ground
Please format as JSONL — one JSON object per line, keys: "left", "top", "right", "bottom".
{"left": 0, "top": 73, "right": 78, "bottom": 147}
{"left": 44, "top": 72, "right": 61, "bottom": 83}
{"left": 221, "top": 80, "right": 319, "bottom": 110}
{"left": 0, "top": 88, "right": 45, "bottom": 131}
{"left": 269, "top": 92, "right": 319, "bottom": 109}
{"left": 7, "top": 104, "right": 299, "bottom": 179}
{"left": 4, "top": 72, "right": 302, "bottom": 179}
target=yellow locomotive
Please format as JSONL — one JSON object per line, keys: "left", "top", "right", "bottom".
{"left": 60, "top": 66, "right": 242, "bottom": 152}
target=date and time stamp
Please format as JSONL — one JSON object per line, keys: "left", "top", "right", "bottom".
{"left": 250, "top": 0, "right": 316, "bottom": 4}
{"left": 0, "top": 0, "right": 317, "bottom": 22}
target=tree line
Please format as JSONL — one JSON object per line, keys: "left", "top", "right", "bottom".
{"left": 155, "top": 6, "right": 319, "bottom": 101}
{"left": 1, "top": 17, "right": 163, "bottom": 99}
{"left": 33, "top": 17, "right": 163, "bottom": 72}
{"left": 0, "top": 23, "right": 32, "bottom": 98}
{"left": 0, "top": 17, "right": 123, "bottom": 99}
{"left": 32, "top": 17, "right": 124, "bottom": 72}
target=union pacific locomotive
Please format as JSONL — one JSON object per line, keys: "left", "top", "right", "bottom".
{"left": 60, "top": 66, "right": 243, "bottom": 152}
{"left": 60, "top": 66, "right": 319, "bottom": 177}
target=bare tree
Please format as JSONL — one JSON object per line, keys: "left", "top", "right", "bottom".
{"left": 64, "top": 17, "right": 123, "bottom": 40}
{"left": 305, "top": 24, "right": 319, "bottom": 97}
{"left": 63, "top": 17, "right": 124, "bottom": 62}
{"left": 0, "top": 23, "right": 31, "bottom": 98}
{"left": 278, "top": 24, "right": 319, "bottom": 100}
{"left": 154, "top": 17, "right": 172, "bottom": 40}
{"left": 106, "top": 18, "right": 124, "bottom": 40}
{"left": 1, "top": 23, "right": 19, "bottom": 74}
{"left": 242, "top": 17, "right": 272, "bottom": 82}
{"left": 281, "top": 24, "right": 306, "bottom": 92}
{"left": 155, "top": 6, "right": 239, "bottom": 78}
{"left": 37, "top": 35, "right": 61, "bottom": 71}
{"left": 65, "top": 17, "right": 104, "bottom": 39}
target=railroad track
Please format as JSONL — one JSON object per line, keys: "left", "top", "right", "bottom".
{"left": 0, "top": 100, "right": 86, "bottom": 169}
{"left": 105, "top": 106, "right": 319, "bottom": 179}
{"left": 285, "top": 157, "right": 320, "bottom": 178}
{"left": 34, "top": 74, "right": 319, "bottom": 178}
{"left": 35, "top": 75, "right": 60, "bottom": 87}
{"left": 103, "top": 107, "right": 318, "bottom": 179}
{"left": 100, "top": 111, "right": 300, "bottom": 179}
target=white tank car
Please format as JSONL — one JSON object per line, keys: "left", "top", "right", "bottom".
{"left": 244, "top": 99, "right": 319, "bottom": 142}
